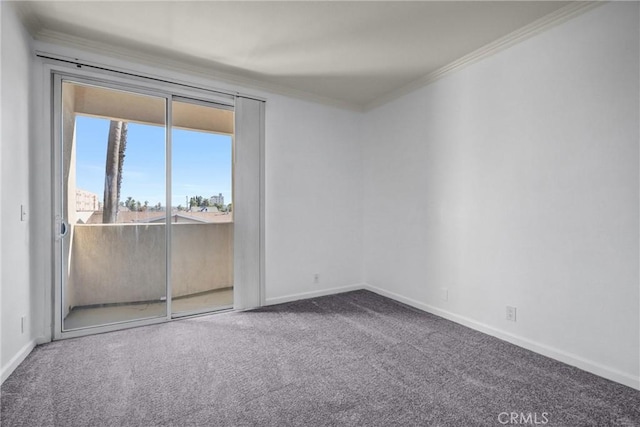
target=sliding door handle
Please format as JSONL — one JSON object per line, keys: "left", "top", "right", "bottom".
{"left": 55, "top": 216, "right": 69, "bottom": 240}
{"left": 60, "top": 221, "right": 69, "bottom": 238}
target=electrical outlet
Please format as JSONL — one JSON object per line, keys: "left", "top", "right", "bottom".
{"left": 20, "top": 316, "right": 26, "bottom": 334}
{"left": 440, "top": 288, "right": 448, "bottom": 302}
{"left": 313, "top": 273, "right": 320, "bottom": 284}
{"left": 20, "top": 205, "right": 27, "bottom": 222}
{"left": 506, "top": 306, "right": 517, "bottom": 322}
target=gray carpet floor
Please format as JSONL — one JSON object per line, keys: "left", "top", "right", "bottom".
{"left": 1, "top": 290, "right": 639, "bottom": 426}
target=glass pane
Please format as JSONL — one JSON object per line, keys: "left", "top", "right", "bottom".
{"left": 61, "top": 81, "right": 167, "bottom": 330}
{"left": 171, "top": 99, "right": 234, "bottom": 315}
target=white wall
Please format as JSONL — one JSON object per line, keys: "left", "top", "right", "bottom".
{"left": 264, "top": 94, "right": 363, "bottom": 303}
{"left": 1, "top": 2, "right": 37, "bottom": 381}
{"left": 362, "top": 2, "right": 639, "bottom": 389}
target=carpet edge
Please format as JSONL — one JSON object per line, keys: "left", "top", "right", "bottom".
{"left": 1, "top": 339, "right": 37, "bottom": 385}
{"left": 264, "top": 283, "right": 366, "bottom": 306}
{"left": 364, "top": 283, "right": 640, "bottom": 391}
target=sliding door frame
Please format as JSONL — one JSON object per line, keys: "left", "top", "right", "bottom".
{"left": 53, "top": 73, "right": 173, "bottom": 339}
{"left": 169, "top": 95, "right": 235, "bottom": 319}
{"left": 45, "top": 59, "right": 262, "bottom": 341}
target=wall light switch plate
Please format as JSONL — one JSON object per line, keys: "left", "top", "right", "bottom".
{"left": 20, "top": 205, "right": 27, "bottom": 221}
{"left": 506, "top": 306, "right": 517, "bottom": 322}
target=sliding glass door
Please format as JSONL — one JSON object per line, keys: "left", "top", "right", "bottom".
{"left": 170, "top": 99, "right": 234, "bottom": 316}
{"left": 56, "top": 76, "right": 235, "bottom": 333}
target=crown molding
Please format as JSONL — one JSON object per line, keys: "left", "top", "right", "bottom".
{"left": 363, "top": 1, "right": 605, "bottom": 112}
{"left": 26, "top": 1, "right": 602, "bottom": 113}
{"left": 33, "top": 28, "right": 364, "bottom": 112}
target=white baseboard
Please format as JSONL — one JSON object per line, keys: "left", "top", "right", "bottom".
{"left": 1, "top": 339, "right": 37, "bottom": 384}
{"left": 265, "top": 283, "right": 365, "bottom": 306}
{"left": 4, "top": 286, "right": 637, "bottom": 390}
{"left": 364, "top": 283, "right": 640, "bottom": 391}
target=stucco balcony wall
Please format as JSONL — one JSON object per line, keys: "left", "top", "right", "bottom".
{"left": 66, "top": 223, "right": 233, "bottom": 311}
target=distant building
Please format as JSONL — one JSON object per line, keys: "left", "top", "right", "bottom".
{"left": 76, "top": 189, "right": 100, "bottom": 211}
{"left": 210, "top": 193, "right": 224, "bottom": 206}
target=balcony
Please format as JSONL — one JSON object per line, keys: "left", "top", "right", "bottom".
{"left": 64, "top": 219, "right": 233, "bottom": 329}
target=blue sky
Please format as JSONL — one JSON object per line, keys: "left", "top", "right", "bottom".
{"left": 75, "top": 115, "right": 232, "bottom": 208}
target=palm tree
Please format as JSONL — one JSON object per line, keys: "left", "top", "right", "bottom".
{"left": 102, "top": 120, "right": 128, "bottom": 223}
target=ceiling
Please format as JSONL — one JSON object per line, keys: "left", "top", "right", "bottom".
{"left": 15, "top": 1, "right": 577, "bottom": 110}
